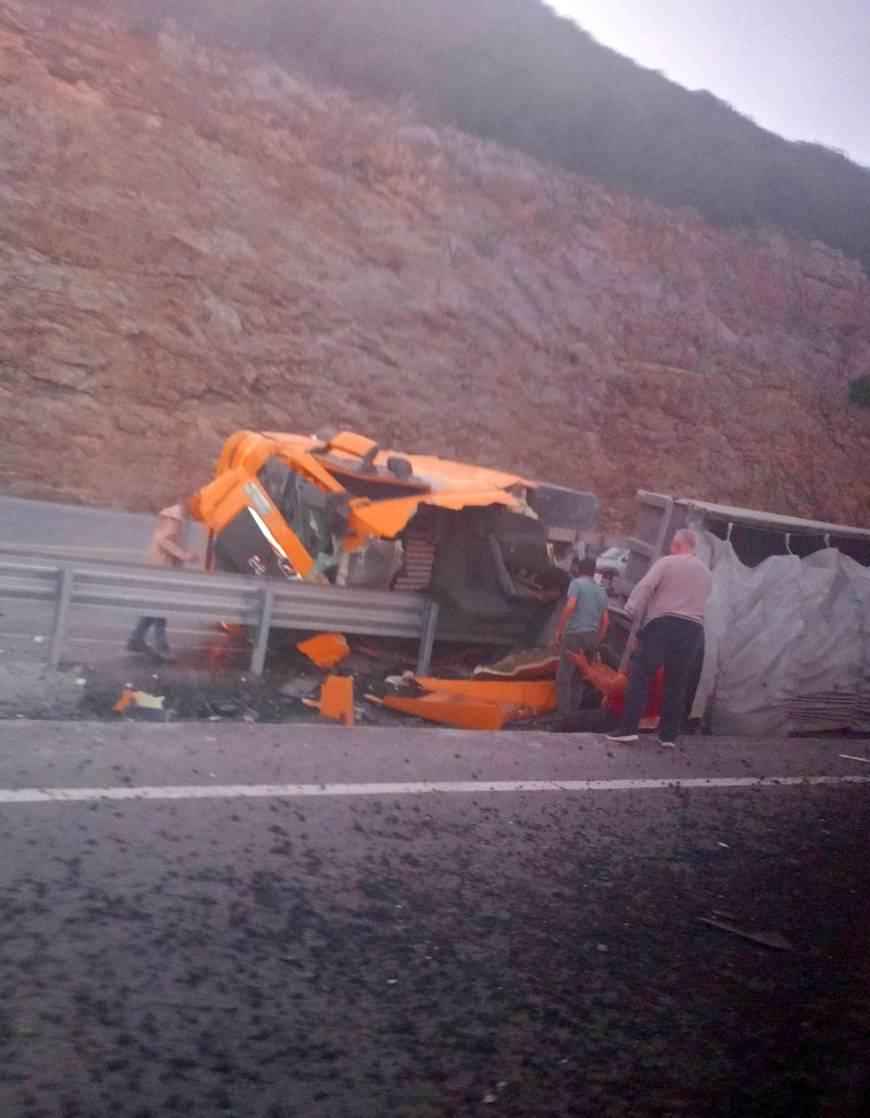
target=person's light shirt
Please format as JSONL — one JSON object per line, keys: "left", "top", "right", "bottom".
{"left": 625, "top": 554, "right": 711, "bottom": 626}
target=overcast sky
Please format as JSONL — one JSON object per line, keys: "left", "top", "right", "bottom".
{"left": 546, "top": 0, "right": 870, "bottom": 167}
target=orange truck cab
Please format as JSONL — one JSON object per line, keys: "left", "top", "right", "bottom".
{"left": 188, "top": 429, "right": 599, "bottom": 641}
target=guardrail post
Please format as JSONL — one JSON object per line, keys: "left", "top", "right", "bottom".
{"left": 250, "top": 586, "right": 275, "bottom": 677}
{"left": 50, "top": 565, "right": 75, "bottom": 669}
{"left": 415, "top": 600, "right": 440, "bottom": 676}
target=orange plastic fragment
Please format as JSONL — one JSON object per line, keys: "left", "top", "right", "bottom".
{"left": 374, "top": 691, "right": 512, "bottom": 730}
{"left": 112, "top": 689, "right": 135, "bottom": 713}
{"left": 305, "top": 675, "right": 355, "bottom": 726}
{"left": 413, "top": 677, "right": 557, "bottom": 712}
{"left": 567, "top": 650, "right": 663, "bottom": 725}
{"left": 297, "top": 632, "right": 350, "bottom": 669}
{"left": 565, "top": 651, "right": 623, "bottom": 698}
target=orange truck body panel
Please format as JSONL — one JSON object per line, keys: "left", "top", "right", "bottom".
{"left": 413, "top": 676, "right": 557, "bottom": 712}
{"left": 376, "top": 691, "right": 514, "bottom": 731}
{"left": 189, "top": 429, "right": 535, "bottom": 581}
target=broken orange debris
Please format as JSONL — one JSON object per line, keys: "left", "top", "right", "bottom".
{"left": 297, "top": 632, "right": 350, "bottom": 669}
{"left": 413, "top": 676, "right": 556, "bottom": 712}
{"left": 369, "top": 691, "right": 512, "bottom": 731}
{"left": 304, "top": 675, "right": 355, "bottom": 726}
{"left": 565, "top": 650, "right": 623, "bottom": 698}
{"left": 567, "top": 649, "right": 663, "bottom": 727}
{"left": 112, "top": 689, "right": 165, "bottom": 712}
{"left": 112, "top": 689, "right": 135, "bottom": 713}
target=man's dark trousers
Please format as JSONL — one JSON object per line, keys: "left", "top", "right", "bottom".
{"left": 619, "top": 616, "right": 704, "bottom": 742}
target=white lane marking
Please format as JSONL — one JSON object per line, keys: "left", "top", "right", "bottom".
{"left": 0, "top": 774, "right": 868, "bottom": 804}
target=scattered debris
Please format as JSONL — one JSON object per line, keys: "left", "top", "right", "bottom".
{"left": 369, "top": 671, "right": 558, "bottom": 730}
{"left": 112, "top": 689, "right": 165, "bottom": 713}
{"left": 279, "top": 677, "right": 320, "bottom": 699}
{"left": 33, "top": 636, "right": 45, "bottom": 643}
{"left": 75, "top": 678, "right": 87, "bottom": 686}
{"left": 304, "top": 675, "right": 354, "bottom": 725}
{"left": 415, "top": 675, "right": 556, "bottom": 711}
{"left": 473, "top": 647, "right": 558, "bottom": 681}
{"left": 839, "top": 754, "right": 870, "bottom": 764}
{"left": 385, "top": 672, "right": 415, "bottom": 688}
{"left": 698, "top": 915, "right": 795, "bottom": 951}
{"left": 297, "top": 632, "right": 351, "bottom": 669}
{"left": 369, "top": 690, "right": 513, "bottom": 730}
{"left": 568, "top": 649, "right": 663, "bottom": 727}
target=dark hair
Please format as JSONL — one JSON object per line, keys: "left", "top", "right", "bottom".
{"left": 573, "top": 556, "right": 596, "bottom": 577}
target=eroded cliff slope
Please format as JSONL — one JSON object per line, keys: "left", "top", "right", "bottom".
{"left": 1, "top": 0, "right": 868, "bottom": 527}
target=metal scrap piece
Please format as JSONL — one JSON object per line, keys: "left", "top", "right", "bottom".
{"left": 698, "top": 916, "right": 795, "bottom": 951}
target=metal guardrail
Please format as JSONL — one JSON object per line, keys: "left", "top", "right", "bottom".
{"left": 0, "top": 554, "right": 440, "bottom": 677}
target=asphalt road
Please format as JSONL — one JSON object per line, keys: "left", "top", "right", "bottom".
{"left": 0, "top": 495, "right": 159, "bottom": 561}
{"left": 1, "top": 722, "right": 868, "bottom": 1118}
{"left": 0, "top": 495, "right": 216, "bottom": 659}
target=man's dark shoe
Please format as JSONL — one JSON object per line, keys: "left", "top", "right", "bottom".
{"left": 126, "top": 638, "right": 149, "bottom": 654}
{"left": 154, "top": 648, "right": 177, "bottom": 664}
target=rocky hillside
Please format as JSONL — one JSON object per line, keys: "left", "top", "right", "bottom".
{"left": 1, "top": 0, "right": 869, "bottom": 528}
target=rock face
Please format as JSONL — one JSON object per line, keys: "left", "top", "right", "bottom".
{"left": 1, "top": 0, "right": 869, "bottom": 528}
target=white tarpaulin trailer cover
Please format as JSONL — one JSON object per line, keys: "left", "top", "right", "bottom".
{"left": 694, "top": 535, "right": 870, "bottom": 736}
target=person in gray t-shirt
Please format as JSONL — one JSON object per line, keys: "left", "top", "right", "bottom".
{"left": 554, "top": 556, "right": 609, "bottom": 717}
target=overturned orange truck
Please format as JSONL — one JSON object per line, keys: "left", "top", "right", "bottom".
{"left": 188, "top": 429, "right": 599, "bottom": 645}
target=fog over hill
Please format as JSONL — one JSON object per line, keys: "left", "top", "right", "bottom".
{"left": 111, "top": 0, "right": 870, "bottom": 272}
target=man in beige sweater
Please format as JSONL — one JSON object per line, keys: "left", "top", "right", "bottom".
{"left": 606, "top": 529, "right": 712, "bottom": 747}
{"left": 127, "top": 504, "right": 198, "bottom": 661}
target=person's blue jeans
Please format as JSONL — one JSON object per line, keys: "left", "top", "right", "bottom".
{"left": 618, "top": 616, "right": 704, "bottom": 742}
{"left": 131, "top": 616, "right": 169, "bottom": 651}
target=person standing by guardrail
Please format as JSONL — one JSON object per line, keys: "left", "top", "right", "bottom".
{"left": 126, "top": 504, "right": 198, "bottom": 662}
